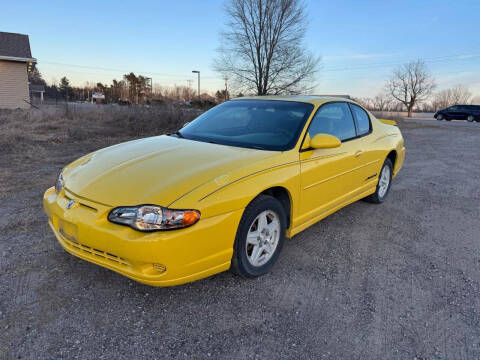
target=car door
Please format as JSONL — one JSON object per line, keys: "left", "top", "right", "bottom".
{"left": 348, "top": 103, "right": 379, "bottom": 189}
{"left": 457, "top": 105, "right": 468, "bottom": 120}
{"left": 298, "top": 102, "right": 360, "bottom": 225}
{"left": 446, "top": 106, "right": 460, "bottom": 119}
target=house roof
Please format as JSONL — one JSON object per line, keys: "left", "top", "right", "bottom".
{"left": 0, "top": 32, "right": 36, "bottom": 62}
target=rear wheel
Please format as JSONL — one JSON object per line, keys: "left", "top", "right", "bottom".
{"left": 467, "top": 115, "right": 474, "bottom": 122}
{"left": 364, "top": 158, "right": 393, "bottom": 204}
{"left": 231, "top": 195, "right": 286, "bottom": 278}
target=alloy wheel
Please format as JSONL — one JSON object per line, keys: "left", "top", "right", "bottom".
{"left": 245, "top": 210, "right": 280, "bottom": 267}
{"left": 378, "top": 165, "right": 391, "bottom": 198}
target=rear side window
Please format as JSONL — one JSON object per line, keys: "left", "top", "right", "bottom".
{"left": 308, "top": 102, "right": 356, "bottom": 141}
{"left": 349, "top": 104, "right": 371, "bottom": 136}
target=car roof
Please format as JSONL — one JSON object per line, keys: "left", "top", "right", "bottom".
{"left": 231, "top": 95, "right": 355, "bottom": 106}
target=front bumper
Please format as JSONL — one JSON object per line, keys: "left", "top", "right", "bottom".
{"left": 43, "top": 187, "right": 243, "bottom": 286}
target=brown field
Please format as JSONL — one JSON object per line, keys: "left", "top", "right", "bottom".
{"left": 0, "top": 105, "right": 199, "bottom": 197}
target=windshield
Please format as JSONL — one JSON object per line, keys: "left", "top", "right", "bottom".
{"left": 179, "top": 100, "right": 314, "bottom": 151}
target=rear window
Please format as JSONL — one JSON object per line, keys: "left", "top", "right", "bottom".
{"left": 349, "top": 104, "right": 371, "bottom": 136}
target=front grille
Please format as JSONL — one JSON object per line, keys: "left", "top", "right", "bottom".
{"left": 63, "top": 237, "right": 130, "bottom": 267}
{"left": 64, "top": 194, "right": 98, "bottom": 212}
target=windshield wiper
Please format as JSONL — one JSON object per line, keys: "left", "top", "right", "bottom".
{"left": 173, "top": 130, "right": 184, "bottom": 138}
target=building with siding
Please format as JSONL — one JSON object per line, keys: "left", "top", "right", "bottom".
{"left": 0, "top": 32, "right": 36, "bottom": 109}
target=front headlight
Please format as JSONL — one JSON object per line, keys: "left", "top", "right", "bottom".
{"left": 108, "top": 205, "right": 200, "bottom": 232}
{"left": 55, "top": 172, "right": 64, "bottom": 193}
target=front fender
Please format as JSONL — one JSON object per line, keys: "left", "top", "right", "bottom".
{"left": 170, "top": 158, "right": 301, "bottom": 221}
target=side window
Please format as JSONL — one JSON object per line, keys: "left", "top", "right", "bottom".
{"left": 308, "top": 102, "right": 356, "bottom": 141}
{"left": 350, "top": 104, "right": 371, "bottom": 136}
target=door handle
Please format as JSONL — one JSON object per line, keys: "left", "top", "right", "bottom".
{"left": 355, "top": 150, "right": 363, "bottom": 157}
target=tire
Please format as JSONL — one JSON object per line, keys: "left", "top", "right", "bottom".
{"left": 364, "top": 158, "right": 393, "bottom": 204}
{"left": 467, "top": 115, "right": 474, "bottom": 122}
{"left": 436, "top": 114, "right": 443, "bottom": 120}
{"left": 231, "top": 194, "right": 286, "bottom": 278}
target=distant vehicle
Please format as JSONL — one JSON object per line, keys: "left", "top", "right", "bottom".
{"left": 434, "top": 105, "right": 480, "bottom": 122}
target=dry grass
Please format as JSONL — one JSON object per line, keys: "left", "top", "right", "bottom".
{"left": 0, "top": 105, "right": 200, "bottom": 159}
{"left": 0, "top": 105, "right": 202, "bottom": 197}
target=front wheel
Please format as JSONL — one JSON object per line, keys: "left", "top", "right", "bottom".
{"left": 364, "top": 158, "right": 393, "bottom": 204}
{"left": 467, "top": 115, "right": 474, "bottom": 122}
{"left": 436, "top": 114, "right": 443, "bottom": 120}
{"left": 231, "top": 195, "right": 286, "bottom": 278}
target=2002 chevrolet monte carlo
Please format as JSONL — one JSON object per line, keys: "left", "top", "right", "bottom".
{"left": 43, "top": 96, "right": 405, "bottom": 286}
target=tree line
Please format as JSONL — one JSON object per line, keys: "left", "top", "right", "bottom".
{"left": 28, "top": 67, "right": 228, "bottom": 106}
{"left": 354, "top": 80, "right": 478, "bottom": 114}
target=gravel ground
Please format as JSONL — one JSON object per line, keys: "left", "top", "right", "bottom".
{"left": 1, "top": 120, "right": 479, "bottom": 359}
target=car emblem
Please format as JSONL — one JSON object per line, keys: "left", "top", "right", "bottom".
{"left": 67, "top": 200, "right": 75, "bottom": 209}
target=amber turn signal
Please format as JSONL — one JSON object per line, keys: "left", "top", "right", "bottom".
{"left": 182, "top": 210, "right": 201, "bottom": 227}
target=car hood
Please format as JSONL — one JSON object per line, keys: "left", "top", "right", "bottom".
{"left": 63, "top": 135, "right": 276, "bottom": 207}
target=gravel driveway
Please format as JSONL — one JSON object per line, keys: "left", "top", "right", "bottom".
{"left": 1, "top": 121, "right": 479, "bottom": 359}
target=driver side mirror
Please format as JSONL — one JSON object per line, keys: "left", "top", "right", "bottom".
{"left": 309, "top": 133, "right": 341, "bottom": 149}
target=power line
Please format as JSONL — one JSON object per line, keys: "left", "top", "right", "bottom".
{"left": 322, "top": 54, "right": 480, "bottom": 72}
{"left": 40, "top": 61, "right": 219, "bottom": 79}
{"left": 39, "top": 53, "right": 480, "bottom": 79}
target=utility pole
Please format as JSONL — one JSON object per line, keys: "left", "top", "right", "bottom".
{"left": 192, "top": 70, "right": 200, "bottom": 100}
{"left": 224, "top": 76, "right": 229, "bottom": 102}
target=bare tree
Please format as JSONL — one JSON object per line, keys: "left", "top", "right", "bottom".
{"left": 352, "top": 97, "right": 373, "bottom": 110}
{"left": 372, "top": 93, "right": 392, "bottom": 112}
{"left": 432, "top": 85, "right": 472, "bottom": 110}
{"left": 214, "top": 0, "right": 320, "bottom": 95}
{"left": 386, "top": 59, "right": 435, "bottom": 117}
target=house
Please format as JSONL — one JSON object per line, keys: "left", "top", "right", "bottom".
{"left": 0, "top": 32, "right": 36, "bottom": 109}
{"left": 92, "top": 92, "right": 105, "bottom": 104}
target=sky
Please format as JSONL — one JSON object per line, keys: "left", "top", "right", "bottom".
{"left": 1, "top": 0, "right": 479, "bottom": 97}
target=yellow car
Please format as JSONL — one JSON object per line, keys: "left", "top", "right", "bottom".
{"left": 43, "top": 96, "right": 405, "bottom": 286}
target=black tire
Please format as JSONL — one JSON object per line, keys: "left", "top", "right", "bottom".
{"left": 467, "top": 115, "right": 474, "bottom": 122}
{"left": 364, "top": 158, "right": 393, "bottom": 204}
{"left": 231, "top": 194, "right": 286, "bottom": 278}
{"left": 436, "top": 114, "right": 443, "bottom": 121}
